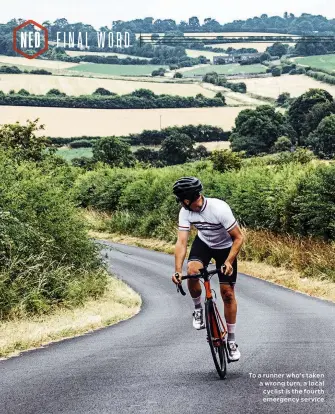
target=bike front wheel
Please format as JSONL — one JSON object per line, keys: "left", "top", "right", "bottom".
{"left": 205, "top": 299, "right": 227, "bottom": 379}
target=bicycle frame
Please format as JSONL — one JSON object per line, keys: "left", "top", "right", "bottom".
{"left": 176, "top": 266, "right": 229, "bottom": 378}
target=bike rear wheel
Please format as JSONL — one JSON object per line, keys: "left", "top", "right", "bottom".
{"left": 205, "top": 299, "right": 227, "bottom": 379}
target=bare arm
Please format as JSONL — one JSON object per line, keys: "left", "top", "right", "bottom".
{"left": 223, "top": 224, "right": 244, "bottom": 275}
{"left": 174, "top": 230, "right": 189, "bottom": 274}
{"left": 227, "top": 224, "right": 244, "bottom": 263}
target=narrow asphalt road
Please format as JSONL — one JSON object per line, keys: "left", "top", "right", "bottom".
{"left": 1, "top": 242, "right": 334, "bottom": 414}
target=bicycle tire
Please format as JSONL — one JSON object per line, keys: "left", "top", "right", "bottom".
{"left": 205, "top": 299, "right": 227, "bottom": 379}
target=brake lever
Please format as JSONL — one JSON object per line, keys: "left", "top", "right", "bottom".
{"left": 175, "top": 274, "right": 186, "bottom": 296}
{"left": 177, "top": 283, "right": 186, "bottom": 296}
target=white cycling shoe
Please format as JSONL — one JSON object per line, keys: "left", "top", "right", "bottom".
{"left": 227, "top": 341, "right": 241, "bottom": 361}
{"left": 192, "top": 308, "right": 205, "bottom": 330}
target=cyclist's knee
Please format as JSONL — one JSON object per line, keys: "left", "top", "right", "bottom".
{"left": 187, "top": 261, "right": 203, "bottom": 275}
{"left": 221, "top": 288, "right": 235, "bottom": 304}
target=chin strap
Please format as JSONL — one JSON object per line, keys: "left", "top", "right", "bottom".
{"left": 178, "top": 194, "right": 202, "bottom": 211}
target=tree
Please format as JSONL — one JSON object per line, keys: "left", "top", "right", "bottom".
{"left": 0, "top": 119, "right": 52, "bottom": 161}
{"left": 92, "top": 136, "right": 134, "bottom": 167}
{"left": 304, "top": 101, "right": 335, "bottom": 137}
{"left": 230, "top": 105, "right": 289, "bottom": 155}
{"left": 189, "top": 17, "right": 200, "bottom": 29}
{"left": 133, "top": 147, "right": 160, "bottom": 164}
{"left": 210, "top": 150, "right": 242, "bottom": 172}
{"left": 288, "top": 88, "right": 334, "bottom": 144}
{"left": 307, "top": 114, "right": 335, "bottom": 158}
{"left": 192, "top": 144, "right": 209, "bottom": 160}
{"left": 159, "top": 133, "right": 194, "bottom": 165}
{"left": 266, "top": 42, "right": 289, "bottom": 57}
{"left": 131, "top": 89, "right": 156, "bottom": 99}
{"left": 260, "top": 52, "right": 271, "bottom": 62}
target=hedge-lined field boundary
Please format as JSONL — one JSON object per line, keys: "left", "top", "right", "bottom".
{"left": 0, "top": 94, "right": 225, "bottom": 109}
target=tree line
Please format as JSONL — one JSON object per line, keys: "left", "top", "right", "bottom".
{"left": 110, "top": 14, "right": 335, "bottom": 35}
{"left": 203, "top": 72, "right": 247, "bottom": 93}
{"left": 0, "top": 87, "right": 226, "bottom": 110}
{"left": 49, "top": 125, "right": 230, "bottom": 147}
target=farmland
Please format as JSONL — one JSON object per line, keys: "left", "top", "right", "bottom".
{"left": 136, "top": 32, "right": 297, "bottom": 53}
{"left": 0, "top": 55, "right": 78, "bottom": 69}
{"left": 66, "top": 50, "right": 151, "bottom": 60}
{"left": 293, "top": 54, "right": 335, "bottom": 72}
{"left": 0, "top": 106, "right": 250, "bottom": 137}
{"left": 185, "top": 49, "right": 227, "bottom": 62}
{"left": 0, "top": 74, "right": 217, "bottom": 97}
{"left": 70, "top": 63, "right": 168, "bottom": 76}
{"left": 232, "top": 74, "right": 335, "bottom": 98}
{"left": 182, "top": 63, "right": 267, "bottom": 77}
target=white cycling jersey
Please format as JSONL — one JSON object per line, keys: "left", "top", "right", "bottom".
{"left": 178, "top": 197, "right": 237, "bottom": 249}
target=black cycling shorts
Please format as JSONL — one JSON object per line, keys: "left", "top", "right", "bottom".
{"left": 188, "top": 236, "right": 237, "bottom": 285}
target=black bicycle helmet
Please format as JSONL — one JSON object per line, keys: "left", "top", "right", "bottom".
{"left": 173, "top": 177, "right": 203, "bottom": 203}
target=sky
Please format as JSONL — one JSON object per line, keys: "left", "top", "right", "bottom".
{"left": 2, "top": 0, "right": 335, "bottom": 28}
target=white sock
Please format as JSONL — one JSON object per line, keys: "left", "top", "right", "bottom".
{"left": 192, "top": 294, "right": 202, "bottom": 309}
{"left": 227, "top": 323, "right": 236, "bottom": 342}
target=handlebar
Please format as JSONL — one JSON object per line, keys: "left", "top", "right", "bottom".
{"left": 175, "top": 266, "right": 226, "bottom": 296}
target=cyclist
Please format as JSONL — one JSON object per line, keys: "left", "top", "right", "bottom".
{"left": 171, "top": 177, "right": 244, "bottom": 362}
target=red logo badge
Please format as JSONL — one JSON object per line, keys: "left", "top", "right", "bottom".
{"left": 13, "top": 20, "right": 48, "bottom": 59}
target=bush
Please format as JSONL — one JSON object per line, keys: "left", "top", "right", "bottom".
{"left": 93, "top": 87, "right": 114, "bottom": 96}
{"left": 46, "top": 88, "right": 66, "bottom": 97}
{"left": 0, "top": 150, "right": 107, "bottom": 318}
{"left": 17, "top": 88, "right": 30, "bottom": 96}
{"left": 30, "top": 69, "right": 52, "bottom": 75}
{"left": 92, "top": 136, "right": 135, "bottom": 167}
{"left": 0, "top": 65, "right": 22, "bottom": 74}
{"left": 272, "top": 67, "right": 282, "bottom": 77}
{"left": 173, "top": 72, "right": 183, "bottom": 78}
{"left": 152, "top": 67, "right": 166, "bottom": 77}
{"left": 73, "top": 159, "right": 334, "bottom": 243}
{"left": 210, "top": 150, "right": 243, "bottom": 172}
{"left": 276, "top": 92, "right": 291, "bottom": 106}
{"left": 272, "top": 136, "right": 292, "bottom": 152}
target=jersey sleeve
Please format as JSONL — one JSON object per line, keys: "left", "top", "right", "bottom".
{"left": 178, "top": 208, "right": 191, "bottom": 231}
{"left": 217, "top": 200, "right": 237, "bottom": 232}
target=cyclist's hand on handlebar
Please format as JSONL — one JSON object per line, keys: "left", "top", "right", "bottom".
{"left": 222, "top": 260, "right": 233, "bottom": 276}
{"left": 172, "top": 272, "right": 182, "bottom": 285}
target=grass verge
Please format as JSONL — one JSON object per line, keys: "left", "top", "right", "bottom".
{"left": 0, "top": 277, "right": 141, "bottom": 359}
{"left": 85, "top": 210, "right": 335, "bottom": 303}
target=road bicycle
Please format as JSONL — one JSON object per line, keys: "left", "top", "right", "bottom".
{"left": 176, "top": 266, "right": 230, "bottom": 379}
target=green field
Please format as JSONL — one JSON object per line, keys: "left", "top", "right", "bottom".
{"left": 294, "top": 54, "right": 335, "bottom": 73}
{"left": 57, "top": 148, "right": 93, "bottom": 160}
{"left": 70, "top": 64, "right": 168, "bottom": 76}
{"left": 183, "top": 64, "right": 267, "bottom": 77}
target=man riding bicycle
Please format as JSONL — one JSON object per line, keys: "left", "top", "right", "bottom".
{"left": 171, "top": 177, "right": 244, "bottom": 362}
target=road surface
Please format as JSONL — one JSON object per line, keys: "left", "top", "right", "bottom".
{"left": 1, "top": 242, "right": 334, "bottom": 414}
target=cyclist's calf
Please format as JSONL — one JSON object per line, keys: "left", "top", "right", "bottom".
{"left": 187, "top": 261, "right": 203, "bottom": 298}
